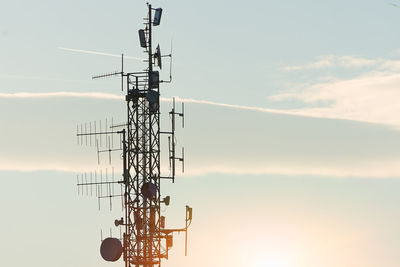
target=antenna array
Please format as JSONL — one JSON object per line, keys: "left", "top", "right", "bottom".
{"left": 76, "top": 3, "right": 192, "bottom": 267}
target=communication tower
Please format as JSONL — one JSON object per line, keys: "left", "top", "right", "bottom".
{"left": 76, "top": 3, "right": 192, "bottom": 266}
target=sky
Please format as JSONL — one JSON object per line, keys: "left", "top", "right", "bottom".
{"left": 1, "top": 0, "right": 400, "bottom": 266}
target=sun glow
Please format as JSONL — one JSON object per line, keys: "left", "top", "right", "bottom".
{"left": 241, "top": 230, "right": 299, "bottom": 267}
{"left": 249, "top": 250, "right": 294, "bottom": 267}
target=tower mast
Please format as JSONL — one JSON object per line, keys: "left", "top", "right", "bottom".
{"left": 77, "top": 3, "right": 191, "bottom": 267}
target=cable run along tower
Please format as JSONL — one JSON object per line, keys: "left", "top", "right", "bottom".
{"left": 76, "top": 3, "right": 192, "bottom": 267}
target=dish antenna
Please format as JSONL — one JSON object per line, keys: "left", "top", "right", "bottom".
{"left": 100, "top": 237, "right": 123, "bottom": 262}
{"left": 159, "top": 38, "right": 173, "bottom": 83}
{"left": 141, "top": 182, "right": 158, "bottom": 199}
{"left": 155, "top": 44, "right": 162, "bottom": 69}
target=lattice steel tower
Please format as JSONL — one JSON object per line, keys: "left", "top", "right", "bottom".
{"left": 77, "top": 3, "right": 192, "bottom": 267}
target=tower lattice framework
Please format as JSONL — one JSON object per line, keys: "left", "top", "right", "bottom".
{"left": 77, "top": 4, "right": 191, "bottom": 267}
{"left": 123, "top": 5, "right": 161, "bottom": 266}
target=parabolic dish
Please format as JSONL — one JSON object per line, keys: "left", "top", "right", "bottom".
{"left": 141, "top": 182, "right": 157, "bottom": 199}
{"left": 155, "top": 44, "right": 162, "bottom": 69}
{"left": 100, "top": 237, "right": 123, "bottom": 262}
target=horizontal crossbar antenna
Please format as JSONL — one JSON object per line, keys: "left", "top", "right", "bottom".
{"left": 92, "top": 71, "right": 122, "bottom": 80}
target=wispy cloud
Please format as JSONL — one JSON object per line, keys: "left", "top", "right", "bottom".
{"left": 283, "top": 55, "right": 378, "bottom": 71}
{"left": 185, "top": 159, "right": 400, "bottom": 178}
{"left": 169, "top": 97, "right": 301, "bottom": 116}
{"left": 1, "top": 89, "right": 400, "bottom": 178}
{"left": 0, "top": 74, "right": 91, "bottom": 83}
{"left": 3, "top": 89, "right": 400, "bottom": 128}
{"left": 3, "top": 55, "right": 400, "bottom": 178}
{"left": 4, "top": 156, "right": 400, "bottom": 178}
{"left": 58, "top": 47, "right": 143, "bottom": 61}
{"left": 389, "top": 2, "right": 400, "bottom": 8}
{"left": 272, "top": 57, "right": 400, "bottom": 128}
{"left": 0, "top": 161, "right": 95, "bottom": 173}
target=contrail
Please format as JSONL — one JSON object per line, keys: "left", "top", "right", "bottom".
{"left": 0, "top": 91, "right": 374, "bottom": 124}
{"left": 162, "top": 97, "right": 300, "bottom": 116}
{"left": 0, "top": 91, "right": 300, "bottom": 117}
{"left": 0, "top": 74, "right": 91, "bottom": 83}
{"left": 58, "top": 47, "right": 143, "bottom": 61}
{"left": 1, "top": 91, "right": 392, "bottom": 128}
{"left": 0, "top": 92, "right": 124, "bottom": 100}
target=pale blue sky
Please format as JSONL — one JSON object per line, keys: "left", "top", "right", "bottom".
{"left": 1, "top": 1, "right": 400, "bottom": 266}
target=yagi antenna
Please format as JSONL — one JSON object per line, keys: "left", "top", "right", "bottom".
{"left": 76, "top": 118, "right": 124, "bottom": 165}
{"left": 92, "top": 54, "right": 125, "bottom": 92}
{"left": 92, "top": 54, "right": 124, "bottom": 83}
{"left": 77, "top": 168, "right": 122, "bottom": 212}
{"left": 92, "top": 71, "right": 121, "bottom": 80}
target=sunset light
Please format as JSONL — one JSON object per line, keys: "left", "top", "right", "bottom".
{"left": 241, "top": 232, "right": 299, "bottom": 267}
{"left": 2, "top": 1, "right": 400, "bottom": 267}
{"left": 249, "top": 253, "right": 293, "bottom": 267}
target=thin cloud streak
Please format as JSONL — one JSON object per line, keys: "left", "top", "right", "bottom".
{"left": 1, "top": 91, "right": 398, "bottom": 127}
{"left": 0, "top": 161, "right": 103, "bottom": 174}
{"left": 3, "top": 160, "right": 400, "bottom": 178}
{"left": 2, "top": 91, "right": 400, "bottom": 178}
{"left": 0, "top": 92, "right": 313, "bottom": 119}
{"left": 0, "top": 92, "right": 294, "bottom": 114}
{"left": 269, "top": 71, "right": 400, "bottom": 127}
{"left": 185, "top": 161, "right": 400, "bottom": 178}
{"left": 0, "top": 74, "right": 91, "bottom": 83}
{"left": 163, "top": 97, "right": 300, "bottom": 116}
{"left": 58, "top": 47, "right": 143, "bottom": 61}
{"left": 274, "top": 55, "right": 400, "bottom": 128}
{"left": 283, "top": 55, "right": 378, "bottom": 71}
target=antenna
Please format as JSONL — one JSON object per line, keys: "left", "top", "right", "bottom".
{"left": 169, "top": 37, "right": 173, "bottom": 82}
{"left": 162, "top": 97, "right": 185, "bottom": 181}
{"left": 121, "top": 54, "right": 124, "bottom": 91}
{"left": 139, "top": 29, "right": 147, "bottom": 48}
{"left": 100, "top": 237, "right": 123, "bottom": 262}
{"left": 77, "top": 119, "right": 125, "bottom": 211}
{"left": 155, "top": 44, "right": 162, "bottom": 69}
{"left": 160, "top": 38, "right": 173, "bottom": 83}
{"left": 92, "top": 71, "right": 122, "bottom": 80}
{"left": 76, "top": 4, "right": 192, "bottom": 267}
{"left": 153, "top": 8, "right": 163, "bottom": 26}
